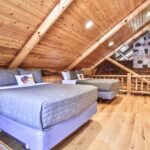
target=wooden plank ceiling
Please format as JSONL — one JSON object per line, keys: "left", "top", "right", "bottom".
{"left": 76, "top": 5, "right": 150, "bottom": 69}
{"left": 0, "top": 0, "right": 149, "bottom": 70}
{"left": 0, "top": 0, "right": 59, "bottom": 67}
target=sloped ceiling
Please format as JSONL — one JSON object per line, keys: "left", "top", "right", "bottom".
{"left": 111, "top": 32, "right": 149, "bottom": 61}
{"left": 0, "top": 0, "right": 59, "bottom": 67}
{"left": 0, "top": 0, "right": 149, "bottom": 71}
{"left": 76, "top": 6, "right": 150, "bottom": 68}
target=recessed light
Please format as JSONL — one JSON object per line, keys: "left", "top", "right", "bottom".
{"left": 85, "top": 20, "right": 93, "bottom": 29}
{"left": 146, "top": 12, "right": 150, "bottom": 17}
{"left": 108, "top": 41, "right": 114, "bottom": 47}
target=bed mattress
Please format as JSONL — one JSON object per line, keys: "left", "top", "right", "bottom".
{"left": 76, "top": 79, "right": 119, "bottom": 91}
{"left": 0, "top": 84, "right": 97, "bottom": 130}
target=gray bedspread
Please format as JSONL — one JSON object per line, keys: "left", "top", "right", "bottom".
{"left": 76, "top": 79, "right": 119, "bottom": 91}
{"left": 0, "top": 84, "right": 97, "bottom": 130}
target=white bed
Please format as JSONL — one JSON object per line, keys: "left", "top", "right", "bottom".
{"left": 0, "top": 83, "right": 97, "bottom": 150}
{"left": 62, "top": 78, "right": 119, "bottom": 100}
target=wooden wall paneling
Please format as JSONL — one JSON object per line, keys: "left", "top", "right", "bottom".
{"left": 43, "top": 75, "right": 62, "bottom": 83}
{"left": 66, "top": 0, "right": 150, "bottom": 70}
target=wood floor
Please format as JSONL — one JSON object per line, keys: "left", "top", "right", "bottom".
{"left": 0, "top": 94, "right": 150, "bottom": 150}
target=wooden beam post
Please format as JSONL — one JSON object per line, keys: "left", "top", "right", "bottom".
{"left": 66, "top": 0, "right": 150, "bottom": 70}
{"left": 106, "top": 57, "right": 150, "bottom": 84}
{"left": 9, "top": 0, "right": 74, "bottom": 69}
{"left": 127, "top": 73, "right": 132, "bottom": 95}
{"left": 90, "top": 23, "right": 150, "bottom": 70}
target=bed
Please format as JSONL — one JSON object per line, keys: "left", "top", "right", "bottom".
{"left": 62, "top": 79, "right": 119, "bottom": 100}
{"left": 0, "top": 83, "right": 97, "bottom": 150}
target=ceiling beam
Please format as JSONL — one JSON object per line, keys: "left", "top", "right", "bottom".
{"left": 65, "top": 0, "right": 150, "bottom": 70}
{"left": 106, "top": 57, "right": 135, "bottom": 74}
{"left": 90, "top": 23, "right": 150, "bottom": 70}
{"left": 9, "top": 0, "right": 74, "bottom": 69}
{"left": 106, "top": 57, "right": 150, "bottom": 84}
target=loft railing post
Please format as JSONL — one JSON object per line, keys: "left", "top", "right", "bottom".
{"left": 127, "top": 73, "right": 132, "bottom": 95}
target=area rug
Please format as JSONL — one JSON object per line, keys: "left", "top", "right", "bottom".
{"left": 0, "top": 141, "right": 12, "bottom": 150}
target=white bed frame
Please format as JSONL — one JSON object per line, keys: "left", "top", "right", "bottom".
{"left": 0, "top": 103, "right": 96, "bottom": 150}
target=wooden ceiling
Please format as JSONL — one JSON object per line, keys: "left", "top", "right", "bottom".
{"left": 0, "top": 0, "right": 58, "bottom": 67}
{"left": 0, "top": 0, "right": 149, "bottom": 70}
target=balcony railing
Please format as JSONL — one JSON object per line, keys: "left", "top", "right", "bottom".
{"left": 92, "top": 74, "right": 150, "bottom": 95}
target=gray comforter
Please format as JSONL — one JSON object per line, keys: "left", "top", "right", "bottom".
{"left": 0, "top": 84, "right": 97, "bottom": 130}
{"left": 76, "top": 79, "right": 119, "bottom": 91}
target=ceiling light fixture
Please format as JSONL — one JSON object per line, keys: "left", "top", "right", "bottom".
{"left": 85, "top": 20, "right": 93, "bottom": 29}
{"left": 146, "top": 12, "right": 150, "bottom": 17}
{"left": 108, "top": 41, "right": 114, "bottom": 47}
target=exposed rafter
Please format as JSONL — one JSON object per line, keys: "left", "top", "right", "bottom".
{"left": 90, "top": 23, "right": 150, "bottom": 70}
{"left": 106, "top": 57, "right": 150, "bottom": 84}
{"left": 66, "top": 0, "right": 150, "bottom": 70}
{"left": 106, "top": 57, "right": 138, "bottom": 75}
{"left": 8, "top": 0, "right": 74, "bottom": 69}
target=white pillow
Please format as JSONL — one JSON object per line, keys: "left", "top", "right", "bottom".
{"left": 15, "top": 74, "right": 35, "bottom": 86}
{"left": 77, "top": 73, "right": 84, "bottom": 80}
{"left": 61, "top": 71, "right": 70, "bottom": 80}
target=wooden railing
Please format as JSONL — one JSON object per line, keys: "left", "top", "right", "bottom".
{"left": 92, "top": 74, "right": 150, "bottom": 95}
